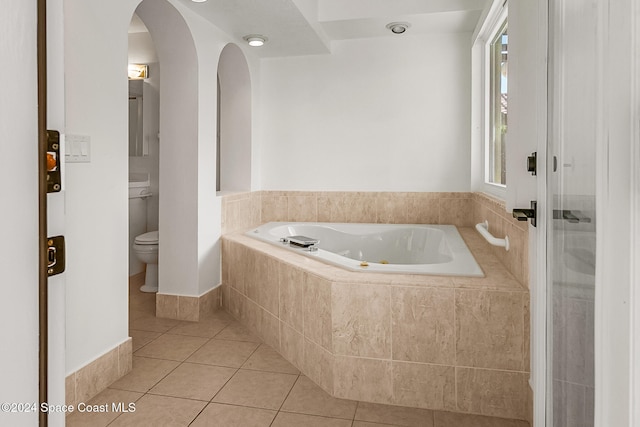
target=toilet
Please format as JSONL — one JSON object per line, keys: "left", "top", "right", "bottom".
{"left": 133, "top": 230, "right": 159, "bottom": 292}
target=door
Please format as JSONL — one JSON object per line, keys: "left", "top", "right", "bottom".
{"left": 43, "top": 0, "right": 66, "bottom": 425}
{"left": 547, "top": 0, "right": 598, "bottom": 425}
{"left": 0, "top": 2, "right": 42, "bottom": 425}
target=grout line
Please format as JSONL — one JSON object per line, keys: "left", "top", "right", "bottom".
{"left": 276, "top": 373, "right": 301, "bottom": 413}
{"left": 453, "top": 287, "right": 458, "bottom": 412}
{"left": 209, "top": 365, "right": 242, "bottom": 403}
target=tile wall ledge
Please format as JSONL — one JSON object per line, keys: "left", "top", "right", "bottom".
{"left": 219, "top": 190, "right": 475, "bottom": 198}
{"left": 222, "top": 226, "right": 527, "bottom": 292}
{"left": 260, "top": 190, "right": 473, "bottom": 198}
{"left": 217, "top": 190, "right": 254, "bottom": 199}
{"left": 473, "top": 191, "right": 529, "bottom": 232}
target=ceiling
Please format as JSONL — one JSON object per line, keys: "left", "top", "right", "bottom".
{"left": 143, "top": 0, "right": 490, "bottom": 58}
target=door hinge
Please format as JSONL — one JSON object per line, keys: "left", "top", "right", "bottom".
{"left": 47, "top": 236, "right": 65, "bottom": 276}
{"left": 47, "top": 130, "right": 61, "bottom": 193}
{"left": 527, "top": 152, "right": 537, "bottom": 176}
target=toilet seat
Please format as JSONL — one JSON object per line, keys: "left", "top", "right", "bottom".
{"left": 134, "top": 230, "right": 158, "bottom": 245}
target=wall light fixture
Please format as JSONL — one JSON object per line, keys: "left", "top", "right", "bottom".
{"left": 128, "top": 64, "right": 149, "bottom": 80}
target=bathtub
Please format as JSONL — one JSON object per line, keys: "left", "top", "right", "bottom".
{"left": 246, "top": 222, "right": 483, "bottom": 277}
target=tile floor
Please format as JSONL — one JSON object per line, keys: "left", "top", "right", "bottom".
{"left": 65, "top": 277, "right": 530, "bottom": 427}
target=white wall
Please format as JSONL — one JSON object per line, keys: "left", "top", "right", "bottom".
{"left": 62, "top": 0, "right": 246, "bottom": 377}
{"left": 64, "top": 0, "right": 220, "bottom": 372}
{"left": 259, "top": 33, "right": 472, "bottom": 192}
{"left": 64, "top": 0, "right": 138, "bottom": 373}
{"left": 0, "top": 1, "right": 39, "bottom": 424}
{"left": 65, "top": 0, "right": 236, "bottom": 378}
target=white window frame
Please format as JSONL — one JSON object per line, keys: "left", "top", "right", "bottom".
{"left": 471, "top": 0, "right": 508, "bottom": 199}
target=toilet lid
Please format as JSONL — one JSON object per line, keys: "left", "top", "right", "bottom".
{"left": 135, "top": 230, "right": 158, "bottom": 245}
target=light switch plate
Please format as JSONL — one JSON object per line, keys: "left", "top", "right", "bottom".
{"left": 65, "top": 134, "right": 91, "bottom": 163}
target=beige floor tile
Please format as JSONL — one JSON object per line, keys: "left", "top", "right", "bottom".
{"left": 134, "top": 333, "right": 208, "bottom": 361}
{"left": 129, "top": 309, "right": 153, "bottom": 323}
{"left": 148, "top": 362, "right": 236, "bottom": 401}
{"left": 129, "top": 314, "right": 183, "bottom": 333}
{"left": 66, "top": 388, "right": 143, "bottom": 427}
{"left": 130, "top": 329, "right": 162, "bottom": 352}
{"left": 216, "top": 321, "right": 263, "bottom": 342}
{"left": 203, "top": 309, "right": 236, "bottom": 323}
{"left": 213, "top": 369, "right": 298, "bottom": 410}
{"left": 433, "top": 411, "right": 530, "bottom": 427}
{"left": 355, "top": 402, "right": 434, "bottom": 427}
{"left": 271, "top": 412, "right": 353, "bottom": 427}
{"left": 242, "top": 343, "right": 300, "bottom": 374}
{"left": 129, "top": 292, "right": 156, "bottom": 313}
{"left": 167, "top": 317, "right": 228, "bottom": 338}
{"left": 108, "top": 394, "right": 206, "bottom": 427}
{"left": 281, "top": 376, "right": 357, "bottom": 419}
{"left": 190, "top": 402, "right": 277, "bottom": 427}
{"left": 109, "top": 356, "right": 180, "bottom": 393}
{"left": 186, "top": 338, "right": 260, "bottom": 368}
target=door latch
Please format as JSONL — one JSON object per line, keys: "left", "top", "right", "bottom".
{"left": 47, "top": 236, "right": 65, "bottom": 276}
{"left": 512, "top": 201, "right": 537, "bottom": 227}
{"left": 47, "top": 130, "right": 62, "bottom": 193}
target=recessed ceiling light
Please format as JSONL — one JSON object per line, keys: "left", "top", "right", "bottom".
{"left": 243, "top": 34, "right": 268, "bottom": 47}
{"left": 191, "top": 0, "right": 207, "bottom": 3}
{"left": 386, "top": 22, "right": 411, "bottom": 34}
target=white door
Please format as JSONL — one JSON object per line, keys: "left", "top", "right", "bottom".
{"left": 0, "top": 1, "right": 41, "bottom": 425}
{"left": 47, "top": 0, "right": 67, "bottom": 425}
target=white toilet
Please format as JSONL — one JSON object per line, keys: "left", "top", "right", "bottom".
{"left": 133, "top": 230, "right": 159, "bottom": 293}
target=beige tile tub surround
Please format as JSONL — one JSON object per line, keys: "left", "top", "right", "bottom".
{"left": 221, "top": 227, "right": 531, "bottom": 421}
{"left": 220, "top": 190, "right": 528, "bottom": 286}
{"left": 472, "top": 192, "right": 529, "bottom": 287}
{"left": 259, "top": 191, "right": 475, "bottom": 227}
{"left": 220, "top": 191, "right": 262, "bottom": 234}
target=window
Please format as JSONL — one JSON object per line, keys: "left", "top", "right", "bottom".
{"left": 471, "top": 0, "right": 508, "bottom": 196}
{"left": 487, "top": 19, "right": 508, "bottom": 186}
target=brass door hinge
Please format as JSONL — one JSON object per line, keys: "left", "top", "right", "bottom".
{"left": 47, "top": 130, "right": 61, "bottom": 193}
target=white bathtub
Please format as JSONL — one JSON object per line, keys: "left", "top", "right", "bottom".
{"left": 246, "top": 222, "right": 483, "bottom": 277}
